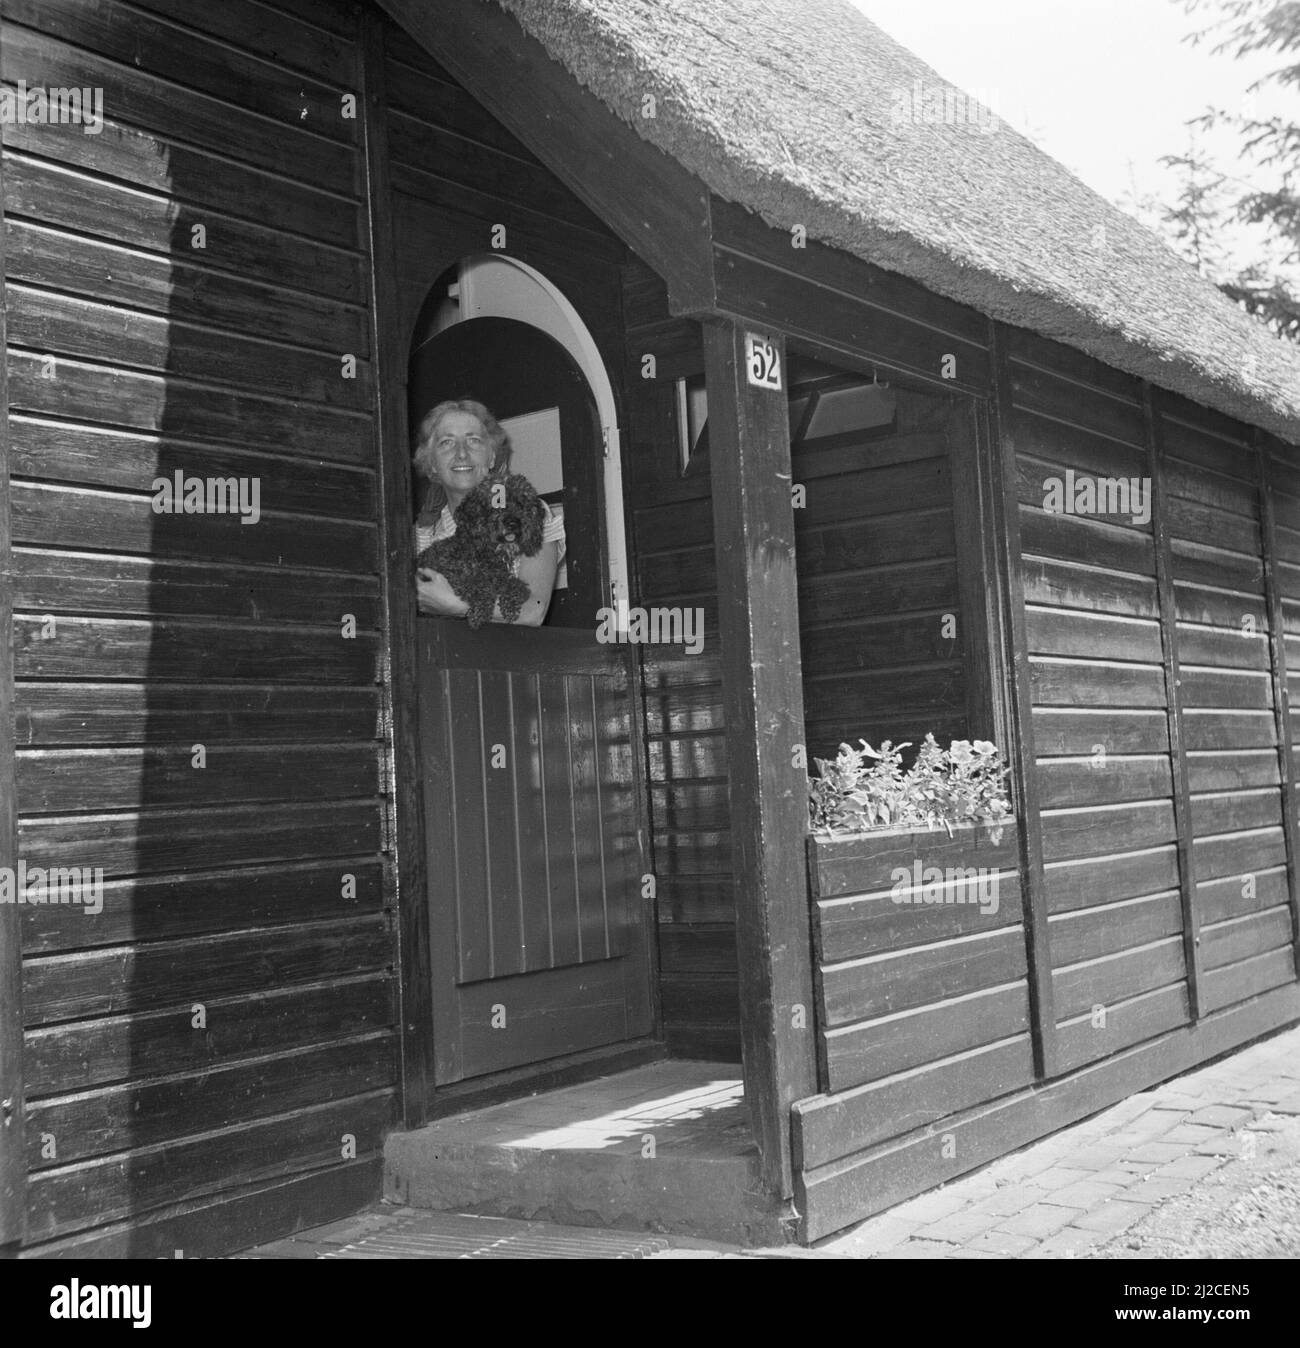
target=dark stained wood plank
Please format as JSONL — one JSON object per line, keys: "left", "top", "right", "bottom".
{"left": 1201, "top": 905, "right": 1295, "bottom": 971}
{"left": 19, "top": 858, "right": 386, "bottom": 954}
{"left": 823, "top": 984, "right": 1029, "bottom": 1091}
{"left": 25, "top": 1092, "right": 394, "bottom": 1244}
{"left": 27, "top": 1036, "right": 395, "bottom": 1169}
{"left": 1034, "top": 755, "right": 1172, "bottom": 810}
{"left": 13, "top": 615, "right": 380, "bottom": 685}
{"left": 538, "top": 674, "right": 581, "bottom": 968}
{"left": 1032, "top": 707, "right": 1169, "bottom": 756}
{"left": 1043, "top": 845, "right": 1179, "bottom": 915}
{"left": 0, "top": 76, "right": 26, "bottom": 1249}
{"left": 1048, "top": 890, "right": 1184, "bottom": 968}
{"left": 10, "top": 484, "right": 378, "bottom": 572}
{"left": 702, "top": 318, "right": 817, "bottom": 1196}
{"left": 1003, "top": 329, "right": 1143, "bottom": 405}
{"left": 7, "top": 287, "right": 372, "bottom": 409}
{"left": 18, "top": 799, "right": 383, "bottom": 876}
{"left": 568, "top": 674, "right": 609, "bottom": 963}
{"left": 10, "top": 417, "right": 375, "bottom": 519}
{"left": 1025, "top": 607, "right": 1163, "bottom": 662}
{"left": 0, "top": 22, "right": 358, "bottom": 186}
{"left": 1194, "top": 827, "right": 1287, "bottom": 883}
{"left": 821, "top": 929, "right": 1027, "bottom": 1027}
{"left": 25, "top": 976, "right": 394, "bottom": 1097}
{"left": 479, "top": 669, "right": 524, "bottom": 979}
{"left": 15, "top": 549, "right": 380, "bottom": 627}
{"left": 443, "top": 666, "right": 490, "bottom": 985}
{"left": 795, "top": 1036, "right": 1035, "bottom": 1165}
{"left": 1019, "top": 506, "right": 1155, "bottom": 575}
{"left": 1021, "top": 556, "right": 1158, "bottom": 619}
{"left": 16, "top": 743, "right": 379, "bottom": 814}
{"left": 1201, "top": 946, "right": 1296, "bottom": 1014}
{"left": 1189, "top": 788, "right": 1282, "bottom": 836}
{"left": 1055, "top": 982, "right": 1190, "bottom": 1074}
{"left": 1030, "top": 657, "right": 1167, "bottom": 708}
{"left": 6, "top": 352, "right": 374, "bottom": 465}
{"left": 1051, "top": 937, "right": 1187, "bottom": 1021}
{"left": 3, "top": 157, "right": 365, "bottom": 304}
{"left": 1040, "top": 800, "right": 1177, "bottom": 863}
{"left": 1007, "top": 361, "right": 1145, "bottom": 448}
{"left": 6, "top": 220, "right": 367, "bottom": 346}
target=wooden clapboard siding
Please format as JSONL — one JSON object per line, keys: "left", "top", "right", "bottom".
{"left": 1006, "top": 333, "right": 1194, "bottom": 1063}
{"left": 1160, "top": 405, "right": 1296, "bottom": 1011}
{"left": 806, "top": 823, "right": 1033, "bottom": 1140}
{"left": 3, "top": 0, "right": 397, "bottom": 1251}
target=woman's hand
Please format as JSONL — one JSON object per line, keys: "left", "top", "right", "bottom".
{"left": 415, "top": 568, "right": 469, "bottom": 617}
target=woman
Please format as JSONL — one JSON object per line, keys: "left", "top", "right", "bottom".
{"left": 412, "top": 399, "right": 564, "bottom": 626}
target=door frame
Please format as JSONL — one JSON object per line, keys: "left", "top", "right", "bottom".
{"left": 362, "top": 29, "right": 659, "bottom": 1122}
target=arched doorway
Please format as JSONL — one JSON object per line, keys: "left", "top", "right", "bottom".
{"left": 406, "top": 260, "right": 655, "bottom": 1088}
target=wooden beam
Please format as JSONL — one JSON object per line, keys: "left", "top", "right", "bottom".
{"left": 702, "top": 318, "right": 817, "bottom": 1199}
{"left": 1144, "top": 386, "right": 1203, "bottom": 1017}
{"left": 987, "top": 322, "right": 1057, "bottom": 1080}
{"left": 377, "top": 0, "right": 715, "bottom": 313}
{"left": 360, "top": 8, "right": 435, "bottom": 1126}
{"left": 951, "top": 397, "right": 1003, "bottom": 745}
{"left": 1256, "top": 430, "right": 1300, "bottom": 978}
{"left": 0, "top": 16, "right": 27, "bottom": 1246}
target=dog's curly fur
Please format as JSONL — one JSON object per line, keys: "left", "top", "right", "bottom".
{"left": 416, "top": 473, "right": 547, "bottom": 628}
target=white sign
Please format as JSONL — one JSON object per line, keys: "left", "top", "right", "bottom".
{"left": 745, "top": 332, "right": 782, "bottom": 390}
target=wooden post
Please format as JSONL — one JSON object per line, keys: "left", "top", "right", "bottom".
{"left": 0, "top": 31, "right": 27, "bottom": 1246}
{"left": 987, "top": 323, "right": 1058, "bottom": 1080}
{"left": 360, "top": 9, "right": 435, "bottom": 1125}
{"left": 703, "top": 318, "right": 817, "bottom": 1199}
{"left": 1144, "top": 387, "right": 1203, "bottom": 1017}
{"left": 1255, "top": 431, "right": 1300, "bottom": 977}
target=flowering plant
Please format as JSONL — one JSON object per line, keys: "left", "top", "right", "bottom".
{"left": 808, "top": 734, "right": 1012, "bottom": 836}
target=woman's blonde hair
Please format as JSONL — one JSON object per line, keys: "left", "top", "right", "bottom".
{"left": 412, "top": 399, "right": 512, "bottom": 523}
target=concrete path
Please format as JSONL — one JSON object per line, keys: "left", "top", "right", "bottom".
{"left": 239, "top": 1022, "right": 1300, "bottom": 1259}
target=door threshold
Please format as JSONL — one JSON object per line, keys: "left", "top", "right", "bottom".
{"left": 426, "top": 1037, "right": 668, "bottom": 1120}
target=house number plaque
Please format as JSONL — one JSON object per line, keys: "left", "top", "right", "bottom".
{"left": 745, "top": 332, "right": 782, "bottom": 390}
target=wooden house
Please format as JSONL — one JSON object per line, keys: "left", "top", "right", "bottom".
{"left": 3, "top": 0, "right": 1300, "bottom": 1254}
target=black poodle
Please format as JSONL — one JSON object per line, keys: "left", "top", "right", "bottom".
{"left": 416, "top": 473, "right": 547, "bottom": 628}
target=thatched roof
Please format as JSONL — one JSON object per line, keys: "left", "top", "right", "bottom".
{"left": 496, "top": 0, "right": 1300, "bottom": 445}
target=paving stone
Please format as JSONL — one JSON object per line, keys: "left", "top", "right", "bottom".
{"left": 946, "top": 1248, "right": 1001, "bottom": 1259}
{"left": 823, "top": 1215, "right": 922, "bottom": 1256}
{"left": 911, "top": 1209, "right": 1003, "bottom": 1243}
{"left": 1271, "top": 1090, "right": 1300, "bottom": 1115}
{"left": 1161, "top": 1122, "right": 1223, "bottom": 1144}
{"left": 886, "top": 1239, "right": 961, "bottom": 1258}
{"left": 1042, "top": 1178, "right": 1128, "bottom": 1210}
{"left": 1187, "top": 1105, "right": 1256, "bottom": 1128}
{"left": 1068, "top": 1199, "right": 1154, "bottom": 1234}
{"left": 1121, "top": 1140, "right": 1194, "bottom": 1163}
{"left": 1191, "top": 1134, "right": 1256, "bottom": 1157}
{"left": 1062, "top": 1143, "right": 1133, "bottom": 1170}
{"left": 993, "top": 1203, "right": 1078, "bottom": 1239}
{"left": 964, "top": 1229, "right": 1039, "bottom": 1256}
{"left": 968, "top": 1185, "right": 1049, "bottom": 1217}
{"left": 887, "top": 1186, "right": 975, "bottom": 1224}
{"left": 1154, "top": 1154, "right": 1227, "bottom": 1181}
{"left": 1030, "top": 1167, "right": 1095, "bottom": 1193}
{"left": 1021, "top": 1228, "right": 1101, "bottom": 1258}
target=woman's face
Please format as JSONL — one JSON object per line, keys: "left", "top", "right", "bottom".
{"left": 429, "top": 410, "right": 493, "bottom": 501}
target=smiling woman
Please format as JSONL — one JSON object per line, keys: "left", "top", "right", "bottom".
{"left": 411, "top": 399, "right": 564, "bottom": 626}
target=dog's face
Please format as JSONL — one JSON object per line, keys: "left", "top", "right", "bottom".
{"left": 455, "top": 475, "right": 546, "bottom": 554}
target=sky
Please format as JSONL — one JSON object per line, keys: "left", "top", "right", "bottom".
{"left": 847, "top": 0, "right": 1293, "bottom": 276}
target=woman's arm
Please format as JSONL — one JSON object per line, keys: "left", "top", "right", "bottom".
{"left": 415, "top": 569, "right": 469, "bottom": 617}
{"left": 507, "top": 541, "right": 560, "bottom": 627}
{"left": 415, "top": 541, "right": 559, "bottom": 626}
